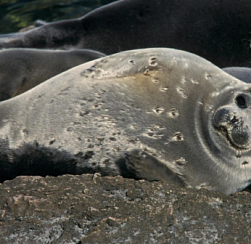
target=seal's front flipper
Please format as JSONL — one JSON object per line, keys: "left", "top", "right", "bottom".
{"left": 125, "top": 149, "right": 185, "bottom": 187}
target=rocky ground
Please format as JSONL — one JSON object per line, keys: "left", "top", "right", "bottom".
{"left": 0, "top": 174, "right": 250, "bottom": 244}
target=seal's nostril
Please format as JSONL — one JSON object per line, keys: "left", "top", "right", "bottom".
{"left": 235, "top": 95, "right": 247, "bottom": 109}
{"left": 231, "top": 116, "right": 239, "bottom": 124}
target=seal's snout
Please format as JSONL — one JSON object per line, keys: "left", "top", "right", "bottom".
{"left": 213, "top": 108, "right": 233, "bottom": 128}
{"left": 214, "top": 109, "right": 243, "bottom": 128}
{"left": 213, "top": 93, "right": 251, "bottom": 149}
{"left": 231, "top": 126, "right": 250, "bottom": 147}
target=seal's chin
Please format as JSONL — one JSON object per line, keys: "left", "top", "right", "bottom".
{"left": 213, "top": 106, "right": 251, "bottom": 150}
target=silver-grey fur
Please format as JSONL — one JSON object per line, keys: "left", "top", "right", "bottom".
{"left": 1, "top": 48, "right": 251, "bottom": 194}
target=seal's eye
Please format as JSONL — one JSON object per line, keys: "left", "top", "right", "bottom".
{"left": 235, "top": 95, "right": 247, "bottom": 109}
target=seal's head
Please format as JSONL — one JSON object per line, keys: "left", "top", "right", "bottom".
{"left": 200, "top": 85, "right": 251, "bottom": 193}
{"left": 213, "top": 92, "right": 251, "bottom": 150}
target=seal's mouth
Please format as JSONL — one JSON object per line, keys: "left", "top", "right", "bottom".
{"left": 213, "top": 94, "right": 251, "bottom": 150}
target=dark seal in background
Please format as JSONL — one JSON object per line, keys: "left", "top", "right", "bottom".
{"left": 0, "top": 0, "right": 115, "bottom": 34}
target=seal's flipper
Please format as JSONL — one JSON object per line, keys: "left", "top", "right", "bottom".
{"left": 125, "top": 149, "right": 185, "bottom": 187}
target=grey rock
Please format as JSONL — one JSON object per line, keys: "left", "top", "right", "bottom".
{"left": 0, "top": 174, "right": 250, "bottom": 244}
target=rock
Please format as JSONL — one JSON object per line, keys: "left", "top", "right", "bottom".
{"left": 0, "top": 174, "right": 250, "bottom": 243}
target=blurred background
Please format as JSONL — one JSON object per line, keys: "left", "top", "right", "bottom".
{"left": 0, "top": 0, "right": 115, "bottom": 34}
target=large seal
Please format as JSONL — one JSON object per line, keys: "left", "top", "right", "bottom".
{"left": 0, "top": 48, "right": 105, "bottom": 101}
{"left": 0, "top": 48, "right": 251, "bottom": 194}
{"left": 0, "top": 0, "right": 251, "bottom": 67}
{"left": 223, "top": 67, "right": 251, "bottom": 84}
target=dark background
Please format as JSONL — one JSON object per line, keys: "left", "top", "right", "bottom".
{"left": 0, "top": 0, "right": 115, "bottom": 34}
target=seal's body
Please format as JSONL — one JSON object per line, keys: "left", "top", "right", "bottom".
{"left": 0, "top": 48, "right": 105, "bottom": 101}
{"left": 0, "top": 0, "right": 250, "bottom": 67}
{"left": 223, "top": 67, "right": 251, "bottom": 84}
{"left": 1, "top": 48, "right": 251, "bottom": 194}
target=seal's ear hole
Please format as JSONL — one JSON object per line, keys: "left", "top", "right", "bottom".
{"left": 235, "top": 95, "right": 247, "bottom": 109}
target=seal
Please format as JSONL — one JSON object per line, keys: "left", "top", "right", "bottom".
{"left": 0, "top": 0, "right": 251, "bottom": 67}
{"left": 0, "top": 48, "right": 105, "bottom": 101}
{"left": 0, "top": 48, "right": 251, "bottom": 194}
{"left": 223, "top": 67, "right": 251, "bottom": 84}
